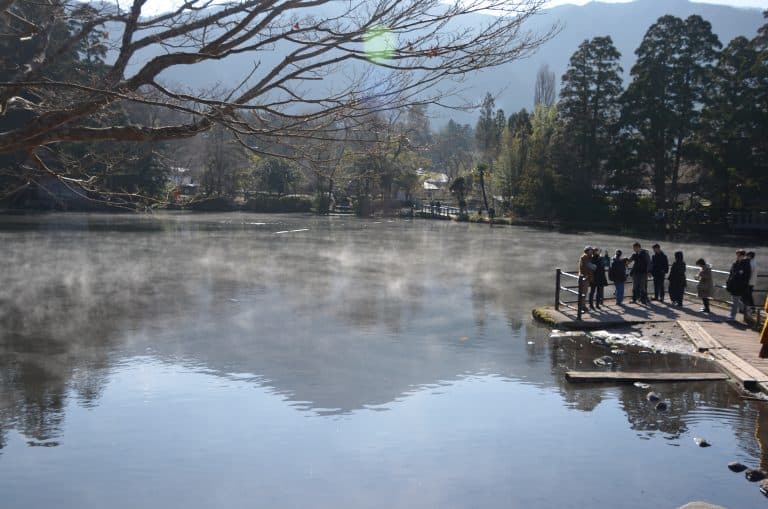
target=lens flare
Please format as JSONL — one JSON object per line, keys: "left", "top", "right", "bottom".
{"left": 364, "top": 26, "right": 396, "bottom": 64}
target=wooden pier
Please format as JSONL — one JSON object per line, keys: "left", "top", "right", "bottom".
{"left": 565, "top": 371, "right": 728, "bottom": 383}
{"left": 534, "top": 302, "right": 767, "bottom": 392}
{"left": 533, "top": 301, "right": 735, "bottom": 330}
{"left": 537, "top": 265, "right": 768, "bottom": 393}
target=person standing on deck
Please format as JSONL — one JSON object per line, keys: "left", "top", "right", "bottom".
{"left": 651, "top": 243, "right": 669, "bottom": 302}
{"left": 609, "top": 249, "right": 628, "bottom": 305}
{"left": 726, "top": 249, "right": 751, "bottom": 321}
{"left": 590, "top": 248, "right": 608, "bottom": 309}
{"left": 695, "top": 258, "right": 714, "bottom": 313}
{"left": 629, "top": 242, "right": 651, "bottom": 304}
{"left": 746, "top": 251, "right": 757, "bottom": 311}
{"left": 667, "top": 251, "right": 686, "bottom": 307}
{"left": 578, "top": 246, "right": 595, "bottom": 313}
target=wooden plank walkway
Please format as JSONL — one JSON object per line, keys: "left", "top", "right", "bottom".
{"left": 533, "top": 300, "right": 732, "bottom": 330}
{"left": 565, "top": 371, "right": 728, "bottom": 383}
{"left": 688, "top": 320, "right": 768, "bottom": 392}
{"left": 533, "top": 300, "right": 768, "bottom": 393}
{"left": 678, "top": 320, "right": 723, "bottom": 352}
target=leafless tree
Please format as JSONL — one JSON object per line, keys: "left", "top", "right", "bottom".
{"left": 0, "top": 0, "right": 556, "bottom": 191}
{"left": 534, "top": 63, "right": 556, "bottom": 106}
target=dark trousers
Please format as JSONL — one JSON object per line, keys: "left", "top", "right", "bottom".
{"left": 632, "top": 273, "right": 648, "bottom": 303}
{"left": 653, "top": 274, "right": 665, "bottom": 301}
{"left": 669, "top": 286, "right": 684, "bottom": 305}
{"left": 589, "top": 284, "right": 604, "bottom": 306}
{"left": 745, "top": 286, "right": 755, "bottom": 308}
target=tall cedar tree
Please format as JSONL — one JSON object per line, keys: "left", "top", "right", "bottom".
{"left": 698, "top": 11, "right": 768, "bottom": 217}
{"left": 622, "top": 15, "right": 720, "bottom": 211}
{"left": 558, "top": 36, "right": 622, "bottom": 194}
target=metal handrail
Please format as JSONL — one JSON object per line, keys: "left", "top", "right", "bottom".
{"left": 554, "top": 265, "right": 765, "bottom": 323}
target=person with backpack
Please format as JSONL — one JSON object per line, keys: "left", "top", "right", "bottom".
{"left": 629, "top": 242, "right": 651, "bottom": 304}
{"left": 651, "top": 243, "right": 669, "bottom": 302}
{"left": 609, "top": 249, "right": 628, "bottom": 305}
{"left": 667, "top": 251, "right": 686, "bottom": 307}
{"left": 726, "top": 249, "right": 752, "bottom": 321}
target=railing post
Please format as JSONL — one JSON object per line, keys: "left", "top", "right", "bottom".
{"left": 577, "top": 275, "right": 585, "bottom": 321}
{"left": 555, "top": 268, "right": 561, "bottom": 310}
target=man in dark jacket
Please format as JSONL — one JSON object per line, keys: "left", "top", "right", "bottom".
{"left": 651, "top": 243, "right": 669, "bottom": 302}
{"left": 629, "top": 242, "right": 651, "bottom": 304}
{"left": 727, "top": 249, "right": 752, "bottom": 321}
{"left": 609, "top": 250, "right": 628, "bottom": 305}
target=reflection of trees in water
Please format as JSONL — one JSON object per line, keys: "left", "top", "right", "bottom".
{"left": 549, "top": 334, "right": 755, "bottom": 440}
{"left": 1, "top": 215, "right": 763, "bottom": 450}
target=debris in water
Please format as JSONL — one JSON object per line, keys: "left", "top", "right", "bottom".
{"left": 634, "top": 382, "right": 651, "bottom": 390}
{"left": 593, "top": 355, "right": 614, "bottom": 367}
{"left": 646, "top": 392, "right": 660, "bottom": 402}
{"left": 760, "top": 479, "right": 768, "bottom": 497}
{"left": 693, "top": 437, "right": 710, "bottom": 447}
{"left": 274, "top": 228, "right": 309, "bottom": 234}
{"left": 655, "top": 401, "right": 668, "bottom": 412}
{"left": 527, "top": 341, "right": 535, "bottom": 345}
{"left": 746, "top": 469, "right": 766, "bottom": 482}
{"left": 728, "top": 462, "right": 747, "bottom": 472}
{"left": 610, "top": 349, "right": 626, "bottom": 355}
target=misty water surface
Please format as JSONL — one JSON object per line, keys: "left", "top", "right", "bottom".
{"left": 0, "top": 213, "right": 767, "bottom": 509}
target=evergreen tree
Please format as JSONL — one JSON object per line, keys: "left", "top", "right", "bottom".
{"left": 696, "top": 12, "right": 768, "bottom": 218}
{"left": 622, "top": 15, "right": 720, "bottom": 212}
{"left": 558, "top": 36, "right": 623, "bottom": 193}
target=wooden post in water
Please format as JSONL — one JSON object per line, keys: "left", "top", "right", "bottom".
{"left": 555, "top": 268, "right": 561, "bottom": 310}
{"left": 577, "top": 275, "right": 585, "bottom": 321}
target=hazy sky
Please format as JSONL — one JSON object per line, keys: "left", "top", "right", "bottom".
{"left": 546, "top": 0, "right": 767, "bottom": 7}
{"left": 142, "top": 0, "right": 768, "bottom": 15}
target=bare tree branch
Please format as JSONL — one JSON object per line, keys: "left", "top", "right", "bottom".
{"left": 0, "top": 0, "right": 558, "bottom": 165}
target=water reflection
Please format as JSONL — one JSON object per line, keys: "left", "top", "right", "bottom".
{"left": 0, "top": 213, "right": 766, "bottom": 508}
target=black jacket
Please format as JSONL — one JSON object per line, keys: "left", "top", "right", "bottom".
{"left": 592, "top": 254, "right": 608, "bottom": 286}
{"left": 630, "top": 249, "right": 650, "bottom": 275}
{"left": 726, "top": 259, "right": 751, "bottom": 296}
{"left": 668, "top": 260, "right": 686, "bottom": 289}
{"left": 609, "top": 257, "right": 627, "bottom": 282}
{"left": 651, "top": 251, "right": 669, "bottom": 277}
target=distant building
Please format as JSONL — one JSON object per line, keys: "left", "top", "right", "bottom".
{"left": 170, "top": 167, "right": 198, "bottom": 196}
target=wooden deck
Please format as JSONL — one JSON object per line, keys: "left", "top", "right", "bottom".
{"left": 565, "top": 371, "right": 728, "bottom": 383}
{"left": 685, "top": 320, "right": 768, "bottom": 392}
{"left": 533, "top": 300, "right": 733, "bottom": 330}
{"left": 532, "top": 300, "right": 767, "bottom": 393}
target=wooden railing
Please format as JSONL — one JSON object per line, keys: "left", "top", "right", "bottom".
{"left": 554, "top": 266, "right": 766, "bottom": 323}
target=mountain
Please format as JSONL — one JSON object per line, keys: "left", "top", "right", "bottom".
{"left": 152, "top": 0, "right": 765, "bottom": 126}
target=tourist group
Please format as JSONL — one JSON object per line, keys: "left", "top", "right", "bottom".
{"left": 578, "top": 244, "right": 759, "bottom": 321}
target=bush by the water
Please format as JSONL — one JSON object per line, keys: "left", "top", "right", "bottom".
{"left": 243, "top": 194, "right": 312, "bottom": 213}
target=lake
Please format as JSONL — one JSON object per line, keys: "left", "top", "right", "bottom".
{"left": 0, "top": 213, "right": 765, "bottom": 509}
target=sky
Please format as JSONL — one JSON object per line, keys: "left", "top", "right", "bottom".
{"left": 142, "top": 0, "right": 768, "bottom": 15}
{"left": 544, "top": 0, "right": 767, "bottom": 6}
